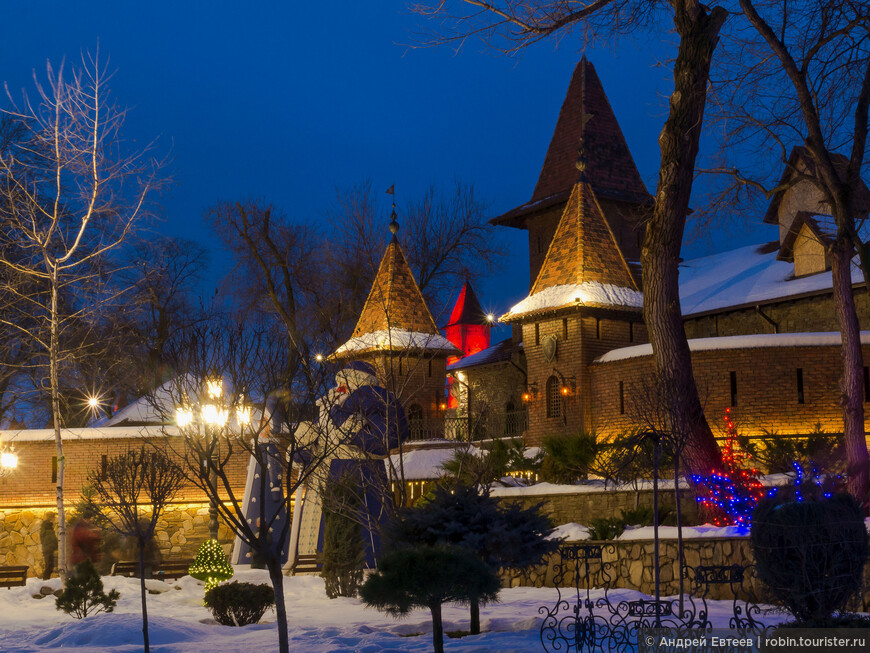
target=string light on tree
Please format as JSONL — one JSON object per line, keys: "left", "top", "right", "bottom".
{"left": 189, "top": 539, "right": 234, "bottom": 597}
{"left": 691, "top": 408, "right": 767, "bottom": 527}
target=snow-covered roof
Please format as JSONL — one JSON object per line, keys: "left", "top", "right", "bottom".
{"left": 387, "top": 444, "right": 480, "bottom": 480}
{"left": 332, "top": 329, "right": 460, "bottom": 358}
{"left": 501, "top": 282, "right": 643, "bottom": 321}
{"left": 678, "top": 242, "right": 862, "bottom": 316}
{"left": 447, "top": 337, "right": 518, "bottom": 371}
{"left": 0, "top": 425, "right": 178, "bottom": 442}
{"left": 595, "top": 331, "right": 870, "bottom": 364}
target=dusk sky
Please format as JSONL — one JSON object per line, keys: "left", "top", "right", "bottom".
{"left": 1, "top": 2, "right": 775, "bottom": 320}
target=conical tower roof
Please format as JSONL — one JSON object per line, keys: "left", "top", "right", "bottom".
{"left": 493, "top": 58, "right": 651, "bottom": 227}
{"left": 445, "top": 281, "right": 488, "bottom": 328}
{"left": 352, "top": 238, "right": 439, "bottom": 337}
{"left": 332, "top": 232, "right": 459, "bottom": 359}
{"left": 501, "top": 180, "right": 642, "bottom": 321}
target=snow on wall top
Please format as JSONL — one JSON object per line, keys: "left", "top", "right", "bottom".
{"left": 595, "top": 331, "right": 870, "bottom": 364}
{"left": 678, "top": 242, "right": 862, "bottom": 316}
{"left": 501, "top": 282, "right": 643, "bottom": 320}
{"left": 332, "top": 329, "right": 460, "bottom": 357}
{"left": 0, "top": 425, "right": 178, "bottom": 442}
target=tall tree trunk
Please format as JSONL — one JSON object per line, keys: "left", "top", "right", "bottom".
{"left": 139, "top": 539, "right": 150, "bottom": 653}
{"left": 469, "top": 598, "right": 480, "bottom": 635}
{"left": 49, "top": 268, "right": 68, "bottom": 581}
{"left": 642, "top": 1, "right": 727, "bottom": 475}
{"left": 830, "top": 238, "right": 870, "bottom": 502}
{"left": 267, "top": 558, "right": 290, "bottom": 653}
{"left": 430, "top": 601, "right": 445, "bottom": 653}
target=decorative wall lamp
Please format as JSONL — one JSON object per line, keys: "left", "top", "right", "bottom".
{"left": 560, "top": 376, "right": 577, "bottom": 397}
{"left": 523, "top": 381, "right": 539, "bottom": 403}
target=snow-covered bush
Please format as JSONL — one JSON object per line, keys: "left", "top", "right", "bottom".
{"left": 55, "top": 559, "right": 120, "bottom": 619}
{"left": 204, "top": 581, "right": 275, "bottom": 626}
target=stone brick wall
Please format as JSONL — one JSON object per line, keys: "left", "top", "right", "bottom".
{"left": 522, "top": 312, "right": 648, "bottom": 446}
{"left": 370, "top": 352, "right": 449, "bottom": 421}
{"left": 0, "top": 502, "right": 235, "bottom": 578}
{"left": 495, "top": 487, "right": 697, "bottom": 528}
{"left": 503, "top": 537, "right": 870, "bottom": 611}
{"left": 591, "top": 343, "right": 870, "bottom": 441}
{"left": 683, "top": 291, "right": 870, "bottom": 340}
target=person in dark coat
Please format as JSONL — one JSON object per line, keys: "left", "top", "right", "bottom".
{"left": 40, "top": 513, "right": 58, "bottom": 580}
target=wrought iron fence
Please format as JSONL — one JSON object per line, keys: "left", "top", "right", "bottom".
{"left": 406, "top": 409, "right": 527, "bottom": 442}
{"left": 539, "top": 545, "right": 774, "bottom": 653}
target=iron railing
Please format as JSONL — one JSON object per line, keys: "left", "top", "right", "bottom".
{"left": 406, "top": 409, "right": 528, "bottom": 442}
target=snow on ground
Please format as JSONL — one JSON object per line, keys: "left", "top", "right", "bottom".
{"left": 0, "top": 568, "right": 786, "bottom": 653}
{"left": 548, "top": 522, "right": 749, "bottom": 541}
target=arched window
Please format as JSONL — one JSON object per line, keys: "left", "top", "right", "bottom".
{"left": 546, "top": 376, "right": 561, "bottom": 419}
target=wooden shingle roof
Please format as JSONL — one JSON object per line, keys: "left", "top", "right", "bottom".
{"left": 351, "top": 237, "right": 440, "bottom": 338}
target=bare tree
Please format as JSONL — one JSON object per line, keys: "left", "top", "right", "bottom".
{"left": 154, "top": 316, "right": 352, "bottom": 653}
{"left": 87, "top": 448, "right": 185, "bottom": 653}
{"left": 324, "top": 181, "right": 501, "bottom": 326}
{"left": 410, "top": 0, "right": 726, "bottom": 474}
{"left": 0, "top": 55, "right": 159, "bottom": 576}
{"left": 705, "top": 0, "right": 870, "bottom": 500}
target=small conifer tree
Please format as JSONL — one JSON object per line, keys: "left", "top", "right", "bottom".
{"left": 321, "top": 474, "right": 365, "bottom": 598}
{"left": 360, "top": 545, "right": 500, "bottom": 653}
{"left": 55, "top": 559, "right": 120, "bottom": 619}
{"left": 189, "top": 539, "right": 233, "bottom": 595}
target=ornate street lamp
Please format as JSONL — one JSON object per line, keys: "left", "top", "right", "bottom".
{"left": 173, "top": 378, "right": 249, "bottom": 540}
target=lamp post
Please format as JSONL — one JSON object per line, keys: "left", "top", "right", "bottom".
{"left": 174, "top": 378, "right": 250, "bottom": 541}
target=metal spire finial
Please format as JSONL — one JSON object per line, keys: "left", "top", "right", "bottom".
{"left": 386, "top": 183, "right": 399, "bottom": 237}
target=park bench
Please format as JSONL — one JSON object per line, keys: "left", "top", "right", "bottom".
{"left": 0, "top": 565, "right": 28, "bottom": 588}
{"left": 111, "top": 558, "right": 194, "bottom": 581}
{"left": 290, "top": 554, "right": 321, "bottom": 575}
{"left": 152, "top": 558, "right": 194, "bottom": 581}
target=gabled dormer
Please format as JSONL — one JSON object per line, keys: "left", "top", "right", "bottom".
{"left": 776, "top": 212, "right": 834, "bottom": 277}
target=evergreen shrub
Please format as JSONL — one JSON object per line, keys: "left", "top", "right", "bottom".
{"left": 55, "top": 559, "right": 120, "bottom": 619}
{"left": 321, "top": 474, "right": 365, "bottom": 599}
{"left": 204, "top": 581, "right": 275, "bottom": 626}
{"left": 189, "top": 539, "right": 233, "bottom": 594}
{"left": 587, "top": 517, "right": 625, "bottom": 541}
{"left": 751, "top": 493, "right": 869, "bottom": 624}
{"left": 540, "top": 431, "right": 599, "bottom": 483}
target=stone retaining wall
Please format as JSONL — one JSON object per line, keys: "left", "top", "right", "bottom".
{"left": 503, "top": 537, "right": 870, "bottom": 612}
{"left": 495, "top": 487, "right": 699, "bottom": 528}
{"left": 0, "top": 503, "right": 234, "bottom": 578}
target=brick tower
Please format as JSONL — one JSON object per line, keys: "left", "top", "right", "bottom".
{"left": 331, "top": 212, "right": 459, "bottom": 421}
{"left": 496, "top": 58, "right": 651, "bottom": 445}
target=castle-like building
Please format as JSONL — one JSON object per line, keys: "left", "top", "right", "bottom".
{"left": 442, "top": 57, "right": 870, "bottom": 447}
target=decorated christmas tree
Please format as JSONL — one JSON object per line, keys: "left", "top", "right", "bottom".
{"left": 691, "top": 408, "right": 766, "bottom": 527}
{"left": 189, "top": 539, "right": 233, "bottom": 594}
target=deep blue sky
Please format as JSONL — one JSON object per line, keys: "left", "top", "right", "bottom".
{"left": 1, "top": 2, "right": 774, "bottom": 323}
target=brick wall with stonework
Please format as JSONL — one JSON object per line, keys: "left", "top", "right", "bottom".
{"left": 494, "top": 487, "right": 697, "bottom": 531}
{"left": 590, "top": 343, "right": 870, "bottom": 441}
{"left": 366, "top": 352, "right": 449, "bottom": 421}
{"left": 502, "top": 537, "right": 870, "bottom": 612}
{"left": 522, "top": 313, "right": 648, "bottom": 446}
{"left": 0, "top": 502, "right": 235, "bottom": 578}
{"left": 683, "top": 291, "right": 870, "bottom": 340}
{"left": 0, "top": 434, "right": 249, "bottom": 506}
